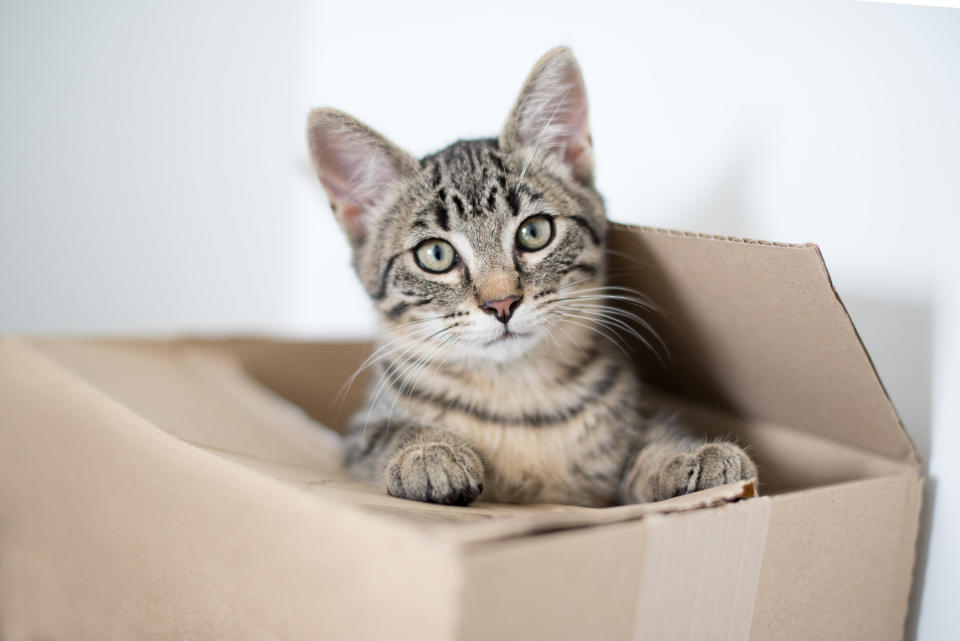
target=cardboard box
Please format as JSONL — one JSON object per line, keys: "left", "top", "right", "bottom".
{"left": 0, "top": 224, "right": 922, "bottom": 641}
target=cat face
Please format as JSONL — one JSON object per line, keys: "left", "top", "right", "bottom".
{"left": 308, "top": 48, "right": 607, "bottom": 364}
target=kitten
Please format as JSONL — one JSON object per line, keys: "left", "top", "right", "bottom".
{"left": 307, "top": 47, "right": 756, "bottom": 507}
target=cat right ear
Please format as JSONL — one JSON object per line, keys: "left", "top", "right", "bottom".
{"left": 500, "top": 47, "right": 593, "bottom": 185}
{"left": 307, "top": 108, "right": 417, "bottom": 246}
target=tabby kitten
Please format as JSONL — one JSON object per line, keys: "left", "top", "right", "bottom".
{"left": 307, "top": 48, "right": 756, "bottom": 507}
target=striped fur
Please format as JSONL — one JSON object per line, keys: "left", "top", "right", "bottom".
{"left": 308, "top": 48, "right": 756, "bottom": 506}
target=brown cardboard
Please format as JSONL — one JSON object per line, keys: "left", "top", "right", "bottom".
{"left": 607, "top": 225, "right": 917, "bottom": 465}
{"left": 0, "top": 224, "right": 923, "bottom": 641}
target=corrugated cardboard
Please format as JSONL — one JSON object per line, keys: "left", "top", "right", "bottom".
{"left": 0, "top": 224, "right": 923, "bottom": 640}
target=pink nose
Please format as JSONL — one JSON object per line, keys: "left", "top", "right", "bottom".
{"left": 480, "top": 295, "right": 522, "bottom": 324}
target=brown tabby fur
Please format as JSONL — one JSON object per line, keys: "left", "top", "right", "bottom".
{"left": 307, "top": 48, "right": 756, "bottom": 506}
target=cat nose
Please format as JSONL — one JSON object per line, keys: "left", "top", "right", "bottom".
{"left": 480, "top": 295, "right": 523, "bottom": 324}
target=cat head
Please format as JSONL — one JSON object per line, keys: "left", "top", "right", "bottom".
{"left": 307, "top": 48, "right": 607, "bottom": 364}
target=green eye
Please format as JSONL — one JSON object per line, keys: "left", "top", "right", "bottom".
{"left": 516, "top": 215, "right": 554, "bottom": 251}
{"left": 414, "top": 239, "right": 458, "bottom": 273}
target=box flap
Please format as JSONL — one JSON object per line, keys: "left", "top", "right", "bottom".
{"left": 0, "top": 338, "right": 465, "bottom": 641}
{"left": 607, "top": 225, "right": 917, "bottom": 465}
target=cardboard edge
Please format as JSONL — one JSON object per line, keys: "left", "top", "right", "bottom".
{"left": 898, "top": 471, "right": 927, "bottom": 641}
{"left": 808, "top": 244, "right": 922, "bottom": 469}
{"left": 608, "top": 221, "right": 811, "bottom": 248}
{"left": 442, "top": 478, "right": 760, "bottom": 545}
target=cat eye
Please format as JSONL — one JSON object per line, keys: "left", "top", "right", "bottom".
{"left": 516, "top": 215, "right": 554, "bottom": 252}
{"left": 413, "top": 239, "right": 458, "bottom": 273}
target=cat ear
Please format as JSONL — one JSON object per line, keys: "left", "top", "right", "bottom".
{"left": 307, "top": 108, "right": 418, "bottom": 246}
{"left": 500, "top": 47, "right": 593, "bottom": 184}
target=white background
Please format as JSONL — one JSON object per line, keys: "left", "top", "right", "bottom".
{"left": 1, "top": 1, "right": 957, "bottom": 638}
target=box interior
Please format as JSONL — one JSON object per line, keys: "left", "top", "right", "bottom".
{"left": 19, "top": 225, "right": 920, "bottom": 540}
{"left": 221, "top": 338, "right": 914, "bottom": 498}
{"left": 174, "top": 337, "right": 906, "bottom": 496}
{"left": 37, "top": 333, "right": 911, "bottom": 503}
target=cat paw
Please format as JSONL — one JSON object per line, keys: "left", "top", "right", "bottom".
{"left": 386, "top": 439, "right": 485, "bottom": 506}
{"left": 655, "top": 443, "right": 757, "bottom": 501}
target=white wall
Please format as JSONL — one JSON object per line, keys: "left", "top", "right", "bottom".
{"left": 1, "top": 1, "right": 958, "bottom": 639}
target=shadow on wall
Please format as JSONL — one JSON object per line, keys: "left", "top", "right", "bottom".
{"left": 843, "top": 294, "right": 934, "bottom": 641}
{"left": 672, "top": 145, "right": 937, "bottom": 639}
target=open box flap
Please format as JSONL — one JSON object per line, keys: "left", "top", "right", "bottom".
{"left": 607, "top": 225, "right": 918, "bottom": 466}
{"left": 12, "top": 337, "right": 757, "bottom": 545}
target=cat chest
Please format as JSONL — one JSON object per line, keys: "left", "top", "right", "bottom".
{"left": 440, "top": 410, "right": 617, "bottom": 503}
{"left": 451, "top": 417, "right": 580, "bottom": 496}
{"left": 382, "top": 358, "right": 633, "bottom": 501}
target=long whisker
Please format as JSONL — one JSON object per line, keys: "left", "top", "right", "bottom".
{"left": 540, "top": 315, "right": 589, "bottom": 363}
{"left": 547, "top": 293, "right": 657, "bottom": 312}
{"left": 556, "top": 307, "right": 643, "bottom": 346}
{"left": 539, "top": 315, "right": 568, "bottom": 358}
{"left": 547, "top": 285, "right": 659, "bottom": 303}
{"left": 387, "top": 332, "right": 459, "bottom": 423}
{"left": 361, "top": 325, "right": 454, "bottom": 431}
{"left": 554, "top": 303, "right": 668, "bottom": 365}
{"left": 551, "top": 311, "right": 632, "bottom": 357}
{"left": 549, "top": 299, "right": 668, "bottom": 356}
{"left": 334, "top": 317, "right": 446, "bottom": 409}
{"left": 547, "top": 284, "right": 664, "bottom": 318}
{"left": 552, "top": 275, "right": 602, "bottom": 293}
{"left": 386, "top": 332, "right": 454, "bottom": 417}
{"left": 537, "top": 281, "right": 674, "bottom": 362}
{"left": 554, "top": 305, "right": 660, "bottom": 362}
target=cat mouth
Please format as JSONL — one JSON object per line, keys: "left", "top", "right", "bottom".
{"left": 483, "top": 329, "right": 530, "bottom": 347}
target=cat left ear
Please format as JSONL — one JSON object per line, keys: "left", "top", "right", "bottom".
{"left": 307, "top": 108, "right": 418, "bottom": 246}
{"left": 500, "top": 47, "right": 593, "bottom": 185}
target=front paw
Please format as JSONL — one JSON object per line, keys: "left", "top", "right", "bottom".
{"left": 386, "top": 439, "right": 484, "bottom": 506}
{"left": 656, "top": 443, "right": 757, "bottom": 500}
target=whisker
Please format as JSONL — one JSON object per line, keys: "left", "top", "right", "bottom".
{"left": 386, "top": 331, "right": 456, "bottom": 420}
{"left": 547, "top": 284, "right": 658, "bottom": 302}
{"left": 387, "top": 332, "right": 459, "bottom": 423}
{"left": 541, "top": 316, "right": 589, "bottom": 363}
{"left": 553, "top": 275, "right": 601, "bottom": 293}
{"left": 551, "top": 310, "right": 632, "bottom": 357}
{"left": 334, "top": 318, "right": 446, "bottom": 408}
{"left": 360, "top": 324, "right": 455, "bottom": 431}
{"left": 549, "top": 300, "right": 669, "bottom": 357}
{"left": 539, "top": 316, "right": 569, "bottom": 358}
{"left": 547, "top": 293, "right": 656, "bottom": 312}
{"left": 554, "top": 303, "right": 668, "bottom": 365}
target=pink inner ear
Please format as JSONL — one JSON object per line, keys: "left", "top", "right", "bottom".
{"left": 510, "top": 54, "right": 593, "bottom": 183}
{"left": 318, "top": 170, "right": 374, "bottom": 243}
{"left": 311, "top": 121, "right": 404, "bottom": 243}
{"left": 561, "top": 102, "right": 592, "bottom": 182}
{"left": 567, "top": 136, "right": 592, "bottom": 183}
{"left": 335, "top": 200, "right": 367, "bottom": 242}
